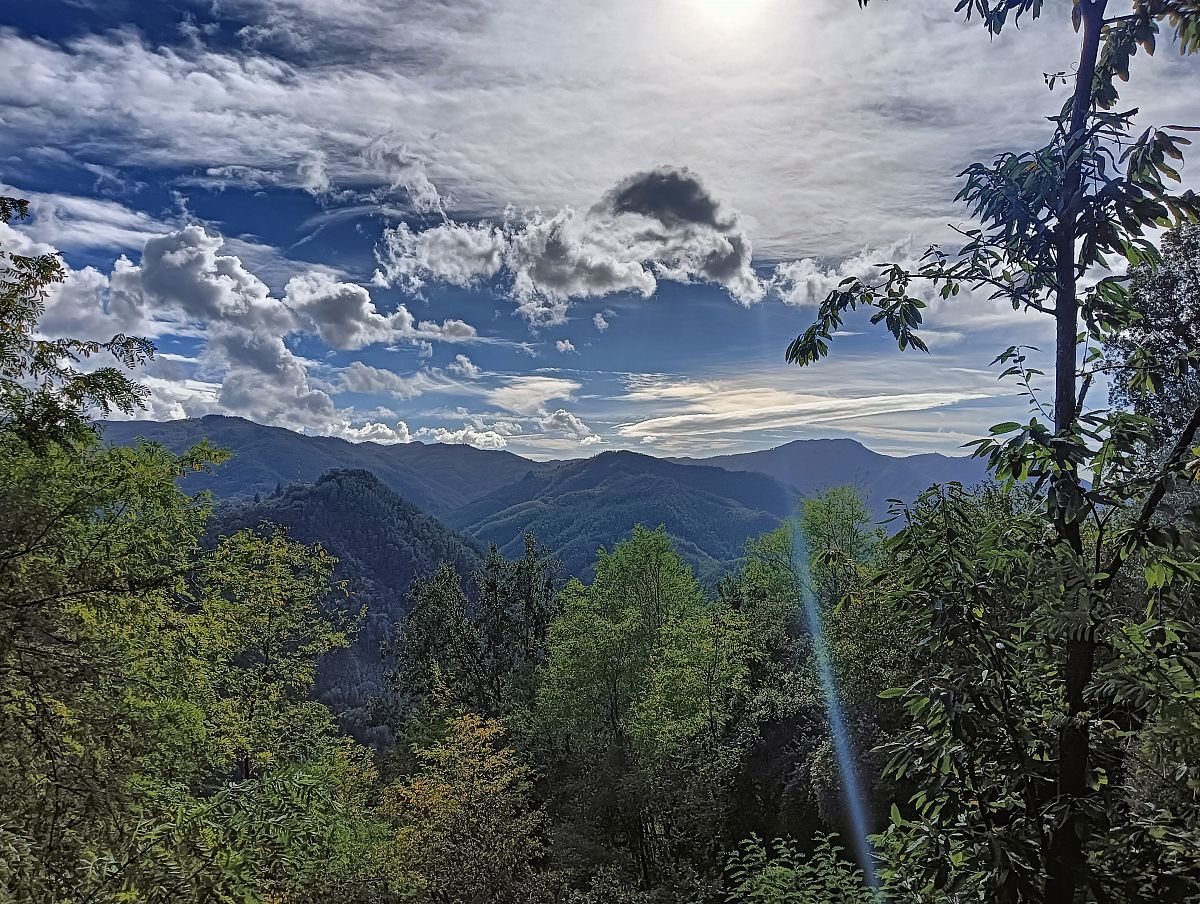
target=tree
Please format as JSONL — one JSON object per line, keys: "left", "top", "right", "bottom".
{"left": 0, "top": 429, "right": 216, "bottom": 902}
{"left": 801, "top": 487, "right": 882, "bottom": 612}
{"left": 198, "top": 526, "right": 352, "bottom": 781}
{"left": 1106, "top": 222, "right": 1200, "bottom": 452}
{"left": 535, "top": 525, "right": 752, "bottom": 886}
{"left": 377, "top": 712, "right": 545, "bottom": 904}
{"left": 471, "top": 534, "right": 560, "bottom": 713}
{"left": 536, "top": 525, "right": 716, "bottom": 756}
{"left": 391, "top": 562, "right": 482, "bottom": 717}
{"left": 0, "top": 197, "right": 151, "bottom": 444}
{"left": 724, "top": 835, "right": 880, "bottom": 904}
{"left": 391, "top": 535, "right": 558, "bottom": 719}
{"left": 784, "top": 4, "right": 1200, "bottom": 899}
{"left": 713, "top": 493, "right": 917, "bottom": 847}
{"left": 0, "top": 193, "right": 381, "bottom": 904}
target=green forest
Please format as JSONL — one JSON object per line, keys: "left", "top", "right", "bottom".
{"left": 4, "top": 0, "right": 1200, "bottom": 902}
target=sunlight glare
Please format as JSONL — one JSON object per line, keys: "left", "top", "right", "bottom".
{"left": 689, "top": 0, "right": 771, "bottom": 30}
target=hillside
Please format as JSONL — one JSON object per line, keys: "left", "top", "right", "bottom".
{"left": 206, "top": 469, "right": 484, "bottom": 744}
{"left": 101, "top": 415, "right": 556, "bottom": 517}
{"left": 671, "top": 438, "right": 986, "bottom": 520}
{"left": 103, "top": 418, "right": 989, "bottom": 583}
{"left": 446, "top": 450, "right": 795, "bottom": 583}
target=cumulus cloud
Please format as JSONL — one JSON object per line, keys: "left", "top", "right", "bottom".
{"left": 285, "top": 270, "right": 430, "bottom": 349}
{"left": 332, "top": 419, "right": 414, "bottom": 444}
{"left": 418, "top": 318, "right": 477, "bottom": 341}
{"left": 26, "top": 222, "right": 483, "bottom": 436}
{"left": 375, "top": 166, "right": 764, "bottom": 325}
{"left": 448, "top": 354, "right": 482, "bottom": 378}
{"left": 373, "top": 221, "right": 505, "bottom": 292}
{"left": 555, "top": 339, "right": 575, "bottom": 353}
{"left": 114, "top": 226, "right": 296, "bottom": 335}
{"left": 338, "top": 361, "right": 457, "bottom": 399}
{"left": 39, "top": 223, "right": 480, "bottom": 361}
{"left": 593, "top": 311, "right": 610, "bottom": 332}
{"left": 217, "top": 352, "right": 340, "bottom": 431}
{"left": 417, "top": 424, "right": 510, "bottom": 450}
{"left": 538, "top": 408, "right": 600, "bottom": 445}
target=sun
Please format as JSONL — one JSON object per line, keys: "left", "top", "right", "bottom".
{"left": 690, "top": 0, "right": 770, "bottom": 28}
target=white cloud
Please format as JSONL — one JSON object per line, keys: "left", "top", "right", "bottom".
{"left": 538, "top": 407, "right": 600, "bottom": 444}
{"left": 361, "top": 138, "right": 446, "bottom": 212}
{"left": 23, "top": 221, "right": 484, "bottom": 436}
{"left": 613, "top": 365, "right": 1012, "bottom": 454}
{"left": 485, "top": 375, "right": 580, "bottom": 415}
{"left": 6, "top": 0, "right": 1192, "bottom": 460}
{"left": 296, "top": 150, "right": 332, "bottom": 196}
{"left": 0, "top": 182, "right": 175, "bottom": 253}
{"left": 338, "top": 361, "right": 457, "bottom": 399}
{"left": 0, "top": 220, "right": 55, "bottom": 258}
{"left": 418, "top": 423, "right": 511, "bottom": 450}
{"left": 285, "top": 271, "right": 414, "bottom": 349}
{"left": 375, "top": 165, "right": 764, "bottom": 324}
{"left": 417, "top": 318, "right": 478, "bottom": 341}
{"left": 447, "top": 354, "right": 482, "bottom": 378}
{"left": 555, "top": 339, "right": 575, "bottom": 353}
{"left": 619, "top": 387, "right": 990, "bottom": 438}
{"left": 768, "top": 240, "right": 1058, "bottom": 335}
{"left": 105, "top": 374, "right": 222, "bottom": 422}
{"left": 332, "top": 419, "right": 414, "bottom": 444}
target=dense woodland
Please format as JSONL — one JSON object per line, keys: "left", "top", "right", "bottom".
{"left": 4, "top": 0, "right": 1200, "bottom": 902}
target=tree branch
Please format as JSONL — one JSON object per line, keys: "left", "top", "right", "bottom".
{"left": 1101, "top": 400, "right": 1200, "bottom": 586}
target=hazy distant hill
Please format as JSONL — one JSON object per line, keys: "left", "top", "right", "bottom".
{"left": 445, "top": 450, "right": 795, "bottom": 583}
{"left": 105, "top": 417, "right": 985, "bottom": 585}
{"left": 206, "top": 469, "right": 483, "bottom": 744}
{"left": 101, "top": 415, "right": 556, "bottom": 517}
{"left": 670, "top": 438, "right": 986, "bottom": 521}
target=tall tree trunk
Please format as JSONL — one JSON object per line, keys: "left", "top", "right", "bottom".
{"left": 1045, "top": 2, "right": 1107, "bottom": 899}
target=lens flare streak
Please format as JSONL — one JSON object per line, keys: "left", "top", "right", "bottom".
{"left": 790, "top": 517, "right": 882, "bottom": 892}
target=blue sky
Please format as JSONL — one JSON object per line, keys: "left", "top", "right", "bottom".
{"left": 2, "top": 0, "right": 1197, "bottom": 458}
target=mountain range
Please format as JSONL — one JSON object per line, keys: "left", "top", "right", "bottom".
{"left": 100, "top": 415, "right": 558, "bottom": 516}
{"left": 102, "top": 415, "right": 986, "bottom": 580}
{"left": 670, "top": 438, "right": 984, "bottom": 514}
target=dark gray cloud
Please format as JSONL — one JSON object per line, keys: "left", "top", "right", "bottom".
{"left": 603, "top": 166, "right": 725, "bottom": 228}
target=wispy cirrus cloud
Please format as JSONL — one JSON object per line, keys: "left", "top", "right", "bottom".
{"left": 612, "top": 362, "right": 1013, "bottom": 455}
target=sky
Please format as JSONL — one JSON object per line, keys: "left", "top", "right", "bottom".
{"left": 2, "top": 0, "right": 1197, "bottom": 459}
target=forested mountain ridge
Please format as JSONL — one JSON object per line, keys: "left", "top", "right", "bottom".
{"left": 670, "top": 438, "right": 985, "bottom": 520}
{"left": 101, "top": 417, "right": 984, "bottom": 579}
{"left": 206, "top": 469, "right": 484, "bottom": 744}
{"left": 100, "top": 415, "right": 559, "bottom": 516}
{"left": 100, "top": 416, "right": 982, "bottom": 524}
{"left": 445, "top": 450, "right": 795, "bottom": 581}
